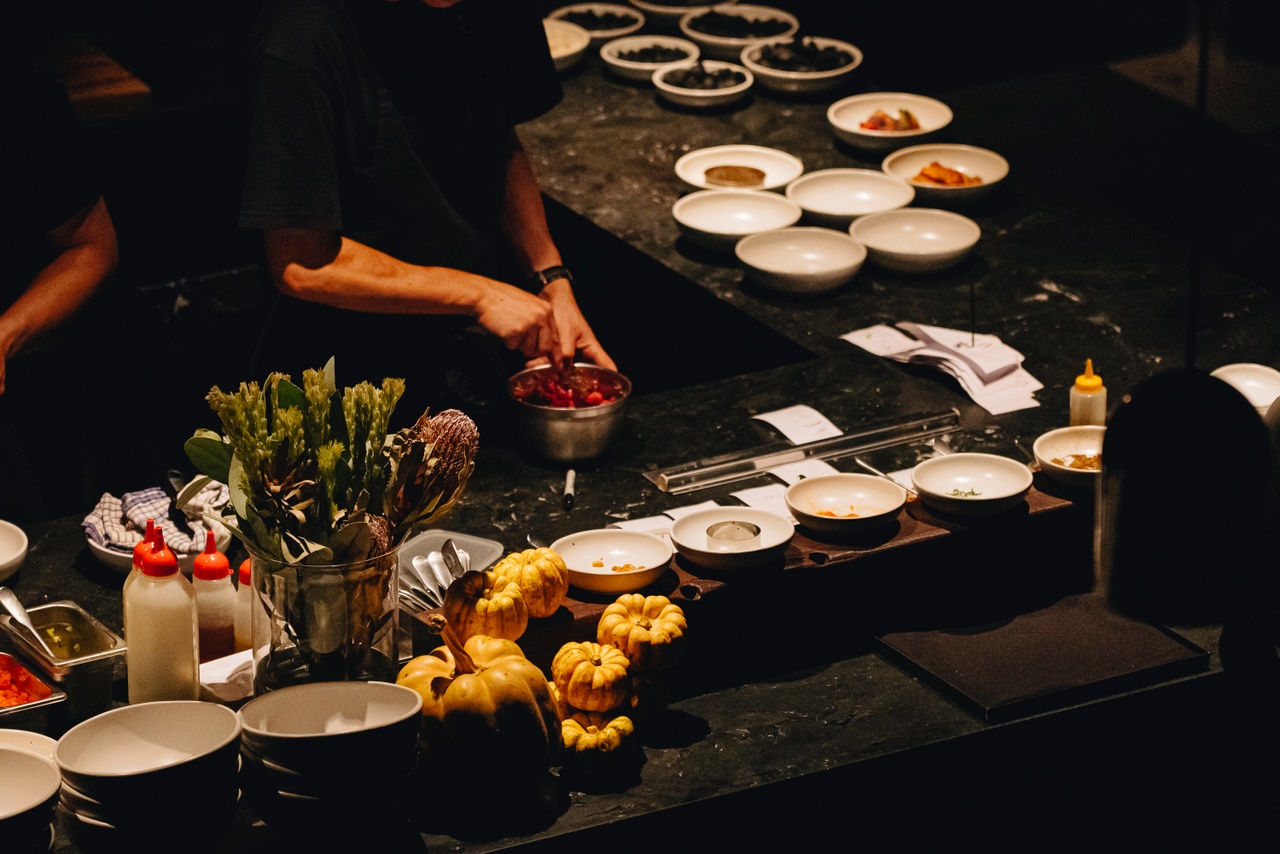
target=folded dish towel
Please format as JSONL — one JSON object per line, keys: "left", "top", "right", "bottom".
{"left": 82, "top": 479, "right": 230, "bottom": 557}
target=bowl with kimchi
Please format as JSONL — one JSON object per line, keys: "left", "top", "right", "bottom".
{"left": 827, "top": 92, "right": 952, "bottom": 151}
{"left": 1033, "top": 425, "right": 1105, "bottom": 490}
{"left": 882, "top": 143, "right": 1009, "bottom": 206}
{"left": 508, "top": 363, "right": 632, "bottom": 463}
{"left": 785, "top": 473, "right": 906, "bottom": 536}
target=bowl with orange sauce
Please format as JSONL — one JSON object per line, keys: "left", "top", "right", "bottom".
{"left": 784, "top": 473, "right": 907, "bottom": 536}
{"left": 1033, "top": 425, "right": 1105, "bottom": 490}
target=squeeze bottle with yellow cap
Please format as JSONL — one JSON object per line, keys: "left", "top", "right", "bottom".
{"left": 1070, "top": 359, "right": 1107, "bottom": 426}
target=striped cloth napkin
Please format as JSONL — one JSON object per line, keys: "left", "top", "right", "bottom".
{"left": 82, "top": 479, "right": 230, "bottom": 557}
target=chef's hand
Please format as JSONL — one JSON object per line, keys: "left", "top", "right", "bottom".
{"left": 474, "top": 281, "right": 562, "bottom": 361}
{"left": 528, "top": 278, "right": 617, "bottom": 372}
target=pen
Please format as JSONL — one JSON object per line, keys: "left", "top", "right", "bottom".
{"left": 562, "top": 469, "right": 576, "bottom": 511}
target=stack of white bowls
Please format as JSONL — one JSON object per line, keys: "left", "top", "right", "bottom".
{"left": 53, "top": 701, "right": 242, "bottom": 851}
{"left": 237, "top": 681, "right": 422, "bottom": 840}
{"left": 0, "top": 744, "right": 61, "bottom": 853}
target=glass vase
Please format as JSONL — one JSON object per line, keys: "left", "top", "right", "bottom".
{"left": 249, "top": 547, "right": 399, "bottom": 694}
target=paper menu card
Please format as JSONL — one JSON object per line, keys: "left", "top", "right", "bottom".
{"left": 843, "top": 323, "right": 1042, "bottom": 415}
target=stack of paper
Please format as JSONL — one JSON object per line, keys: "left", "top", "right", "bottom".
{"left": 842, "top": 323, "right": 1042, "bottom": 414}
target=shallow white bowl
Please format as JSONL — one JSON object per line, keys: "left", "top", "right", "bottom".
{"left": 912, "top": 453, "right": 1033, "bottom": 516}
{"left": 849, "top": 208, "right": 980, "bottom": 274}
{"left": 0, "top": 520, "right": 27, "bottom": 582}
{"left": 543, "top": 18, "right": 592, "bottom": 72}
{"left": 785, "top": 168, "right": 914, "bottom": 229}
{"left": 56, "top": 701, "right": 242, "bottom": 805}
{"left": 882, "top": 143, "right": 1009, "bottom": 206}
{"left": 1210, "top": 363, "right": 1280, "bottom": 415}
{"left": 739, "top": 36, "right": 862, "bottom": 94}
{"left": 0, "top": 747, "right": 60, "bottom": 823}
{"left": 601, "top": 35, "right": 700, "bottom": 80}
{"left": 630, "top": 0, "right": 737, "bottom": 30}
{"left": 678, "top": 4, "right": 799, "bottom": 60}
{"left": 0, "top": 728, "right": 58, "bottom": 761}
{"left": 1033, "top": 425, "right": 1106, "bottom": 490}
{"left": 673, "top": 189, "right": 802, "bottom": 251}
{"left": 674, "top": 143, "right": 803, "bottom": 191}
{"left": 827, "top": 92, "right": 953, "bottom": 151}
{"left": 549, "top": 3, "right": 645, "bottom": 45}
{"left": 735, "top": 226, "right": 866, "bottom": 295}
{"left": 669, "top": 506, "right": 793, "bottom": 570}
{"left": 785, "top": 473, "right": 906, "bottom": 536}
{"left": 653, "top": 59, "right": 754, "bottom": 109}
{"left": 551, "top": 529, "right": 673, "bottom": 594}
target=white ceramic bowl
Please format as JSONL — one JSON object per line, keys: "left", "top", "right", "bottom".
{"left": 543, "top": 18, "right": 592, "bottom": 72}
{"left": 0, "top": 520, "right": 27, "bottom": 583}
{"left": 549, "top": 3, "right": 645, "bottom": 45}
{"left": 237, "top": 681, "right": 422, "bottom": 782}
{"left": 86, "top": 525, "right": 233, "bottom": 576}
{"left": 0, "top": 747, "right": 60, "bottom": 840}
{"left": 882, "top": 143, "right": 1009, "bottom": 206}
{"left": 678, "top": 4, "right": 799, "bottom": 60}
{"left": 669, "top": 506, "right": 793, "bottom": 570}
{"left": 1033, "top": 425, "right": 1106, "bottom": 490}
{"left": 653, "top": 59, "right": 754, "bottom": 109}
{"left": 550, "top": 529, "right": 673, "bottom": 594}
{"left": 739, "top": 36, "right": 862, "bottom": 94}
{"left": 675, "top": 144, "right": 803, "bottom": 191}
{"left": 785, "top": 473, "right": 907, "bottom": 536}
{"left": 849, "top": 208, "right": 981, "bottom": 274}
{"left": 912, "top": 453, "right": 1033, "bottom": 516}
{"left": 56, "top": 701, "right": 242, "bottom": 806}
{"left": 600, "top": 35, "right": 700, "bottom": 81}
{"left": 1210, "top": 363, "right": 1280, "bottom": 415}
{"left": 785, "top": 168, "right": 915, "bottom": 229}
{"left": 630, "top": 0, "right": 737, "bottom": 30}
{"left": 735, "top": 226, "right": 866, "bottom": 295}
{"left": 0, "top": 728, "right": 58, "bottom": 761}
{"left": 673, "top": 189, "right": 802, "bottom": 251}
{"left": 827, "top": 92, "right": 953, "bottom": 151}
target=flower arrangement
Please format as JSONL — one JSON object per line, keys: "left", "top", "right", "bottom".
{"left": 184, "top": 358, "right": 479, "bottom": 687}
{"left": 184, "top": 358, "right": 479, "bottom": 566}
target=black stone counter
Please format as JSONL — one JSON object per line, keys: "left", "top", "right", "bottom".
{"left": 8, "top": 15, "right": 1280, "bottom": 852}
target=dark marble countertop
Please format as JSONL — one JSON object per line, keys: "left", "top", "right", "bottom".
{"left": 11, "top": 17, "right": 1280, "bottom": 851}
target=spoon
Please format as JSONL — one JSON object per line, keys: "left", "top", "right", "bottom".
{"left": 0, "top": 587, "right": 57, "bottom": 659}
{"left": 409, "top": 555, "right": 447, "bottom": 603}
{"left": 853, "top": 457, "right": 919, "bottom": 499}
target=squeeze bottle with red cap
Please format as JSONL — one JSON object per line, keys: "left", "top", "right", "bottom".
{"left": 121, "top": 518, "right": 157, "bottom": 633}
{"left": 123, "top": 529, "right": 199, "bottom": 703}
{"left": 193, "top": 531, "right": 236, "bottom": 662}
{"left": 234, "top": 558, "right": 253, "bottom": 653}
{"left": 1070, "top": 359, "right": 1107, "bottom": 426}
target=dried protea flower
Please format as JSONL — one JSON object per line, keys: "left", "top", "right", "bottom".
{"left": 384, "top": 408, "right": 479, "bottom": 539}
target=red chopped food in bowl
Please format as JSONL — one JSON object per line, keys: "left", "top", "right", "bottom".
{"left": 0, "top": 656, "right": 52, "bottom": 707}
{"left": 511, "top": 372, "right": 621, "bottom": 408}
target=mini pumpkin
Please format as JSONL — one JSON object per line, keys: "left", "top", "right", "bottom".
{"left": 488, "top": 548, "right": 569, "bottom": 619}
{"left": 597, "top": 594, "right": 687, "bottom": 673}
{"left": 560, "top": 711, "right": 636, "bottom": 778}
{"left": 552, "top": 641, "right": 630, "bottom": 712}
{"left": 396, "top": 616, "right": 560, "bottom": 777}
{"left": 443, "top": 568, "right": 528, "bottom": 642}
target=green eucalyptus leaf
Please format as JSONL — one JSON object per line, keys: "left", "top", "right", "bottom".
{"left": 276, "top": 378, "right": 307, "bottom": 414}
{"left": 327, "top": 520, "right": 371, "bottom": 563}
{"left": 228, "top": 454, "right": 251, "bottom": 520}
{"left": 185, "top": 434, "right": 232, "bottom": 484}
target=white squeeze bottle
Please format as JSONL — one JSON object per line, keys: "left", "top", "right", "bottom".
{"left": 121, "top": 518, "right": 157, "bottom": 633}
{"left": 1070, "top": 359, "right": 1107, "bottom": 426}
{"left": 193, "top": 531, "right": 236, "bottom": 663}
{"left": 234, "top": 558, "right": 253, "bottom": 653}
{"left": 124, "top": 529, "right": 200, "bottom": 702}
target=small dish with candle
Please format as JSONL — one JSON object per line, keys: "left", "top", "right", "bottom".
{"left": 668, "top": 506, "right": 793, "bottom": 570}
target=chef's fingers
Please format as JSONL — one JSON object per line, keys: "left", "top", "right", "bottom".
{"left": 575, "top": 337, "right": 616, "bottom": 372}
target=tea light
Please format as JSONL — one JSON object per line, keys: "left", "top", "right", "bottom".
{"left": 706, "top": 520, "right": 762, "bottom": 552}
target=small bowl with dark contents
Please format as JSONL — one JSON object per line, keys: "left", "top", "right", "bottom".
{"left": 601, "top": 35, "right": 700, "bottom": 80}
{"left": 741, "top": 35, "right": 862, "bottom": 94}
{"left": 678, "top": 4, "right": 798, "bottom": 60}
{"left": 653, "top": 59, "right": 754, "bottom": 109}
{"left": 549, "top": 3, "right": 645, "bottom": 45}
{"left": 508, "top": 363, "right": 632, "bottom": 463}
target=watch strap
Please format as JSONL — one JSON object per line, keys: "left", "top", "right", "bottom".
{"left": 527, "top": 264, "right": 573, "bottom": 291}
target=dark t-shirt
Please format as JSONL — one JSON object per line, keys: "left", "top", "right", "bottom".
{"left": 239, "top": 0, "right": 563, "bottom": 411}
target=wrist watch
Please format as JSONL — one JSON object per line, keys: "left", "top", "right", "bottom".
{"left": 527, "top": 265, "right": 573, "bottom": 291}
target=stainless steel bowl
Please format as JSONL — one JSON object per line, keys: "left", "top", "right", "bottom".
{"left": 507, "top": 364, "right": 631, "bottom": 463}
